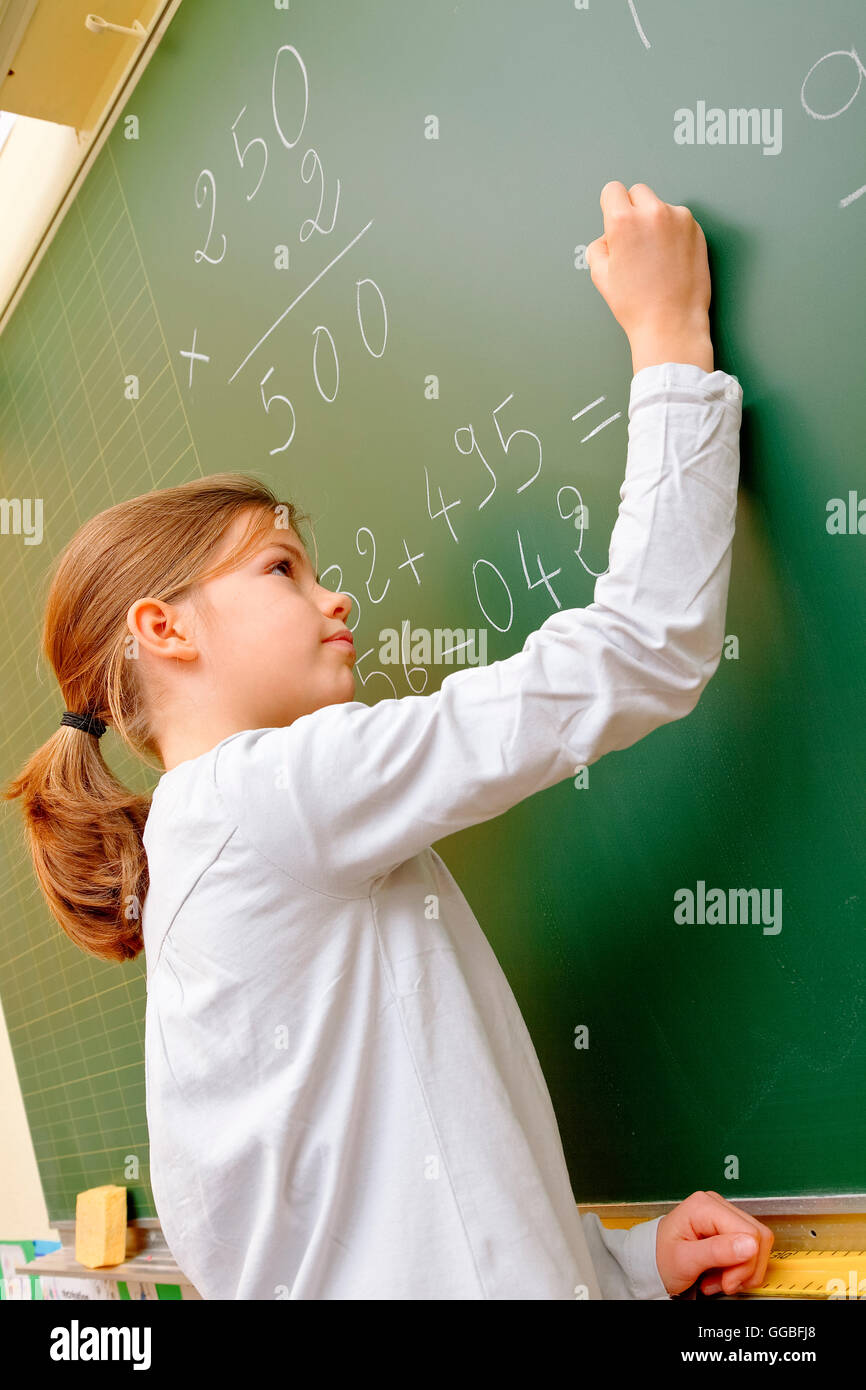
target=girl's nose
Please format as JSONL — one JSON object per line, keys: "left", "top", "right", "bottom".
{"left": 322, "top": 588, "right": 352, "bottom": 622}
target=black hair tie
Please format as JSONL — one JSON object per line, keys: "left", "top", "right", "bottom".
{"left": 60, "top": 710, "right": 107, "bottom": 738}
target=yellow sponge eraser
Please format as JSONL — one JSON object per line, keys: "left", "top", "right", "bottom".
{"left": 74, "top": 1185, "right": 127, "bottom": 1268}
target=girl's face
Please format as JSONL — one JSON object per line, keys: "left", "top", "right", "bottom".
{"left": 191, "top": 512, "right": 357, "bottom": 729}
{"left": 131, "top": 510, "right": 357, "bottom": 758}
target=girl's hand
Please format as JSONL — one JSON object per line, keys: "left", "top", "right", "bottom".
{"left": 586, "top": 181, "right": 714, "bottom": 375}
{"left": 655, "top": 1190, "right": 775, "bottom": 1297}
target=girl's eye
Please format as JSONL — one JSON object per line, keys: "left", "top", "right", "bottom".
{"left": 270, "top": 559, "right": 294, "bottom": 577}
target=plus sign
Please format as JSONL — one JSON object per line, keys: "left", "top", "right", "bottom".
{"left": 179, "top": 328, "right": 210, "bottom": 387}
{"left": 397, "top": 538, "right": 425, "bottom": 584}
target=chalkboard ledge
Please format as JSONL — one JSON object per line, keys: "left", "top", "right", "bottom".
{"left": 14, "top": 1218, "right": 200, "bottom": 1295}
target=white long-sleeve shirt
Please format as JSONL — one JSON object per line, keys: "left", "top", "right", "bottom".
{"left": 142, "top": 360, "right": 743, "bottom": 1300}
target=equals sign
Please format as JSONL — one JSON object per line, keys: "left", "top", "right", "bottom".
{"left": 572, "top": 395, "right": 621, "bottom": 442}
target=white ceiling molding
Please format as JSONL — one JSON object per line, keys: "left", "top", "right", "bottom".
{"left": 0, "top": 0, "right": 182, "bottom": 332}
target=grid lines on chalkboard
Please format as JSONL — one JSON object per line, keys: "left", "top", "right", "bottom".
{"left": 0, "top": 144, "right": 201, "bottom": 1222}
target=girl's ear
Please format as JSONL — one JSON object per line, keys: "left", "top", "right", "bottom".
{"left": 126, "top": 598, "right": 199, "bottom": 662}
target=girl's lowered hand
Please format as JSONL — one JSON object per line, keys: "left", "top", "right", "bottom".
{"left": 655, "top": 1189, "right": 775, "bottom": 1297}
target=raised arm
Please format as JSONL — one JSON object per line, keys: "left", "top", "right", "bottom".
{"left": 213, "top": 184, "right": 742, "bottom": 898}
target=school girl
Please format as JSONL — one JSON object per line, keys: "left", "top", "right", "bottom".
{"left": 5, "top": 181, "right": 773, "bottom": 1299}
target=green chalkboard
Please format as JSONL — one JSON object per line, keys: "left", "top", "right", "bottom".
{"left": 1, "top": 0, "right": 864, "bottom": 1228}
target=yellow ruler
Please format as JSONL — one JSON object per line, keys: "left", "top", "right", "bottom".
{"left": 743, "top": 1249, "right": 866, "bottom": 1298}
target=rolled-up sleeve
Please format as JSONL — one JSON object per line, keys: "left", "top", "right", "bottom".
{"left": 213, "top": 361, "right": 742, "bottom": 899}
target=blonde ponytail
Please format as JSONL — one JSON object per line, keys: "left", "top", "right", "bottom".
{"left": 5, "top": 726, "right": 152, "bottom": 962}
